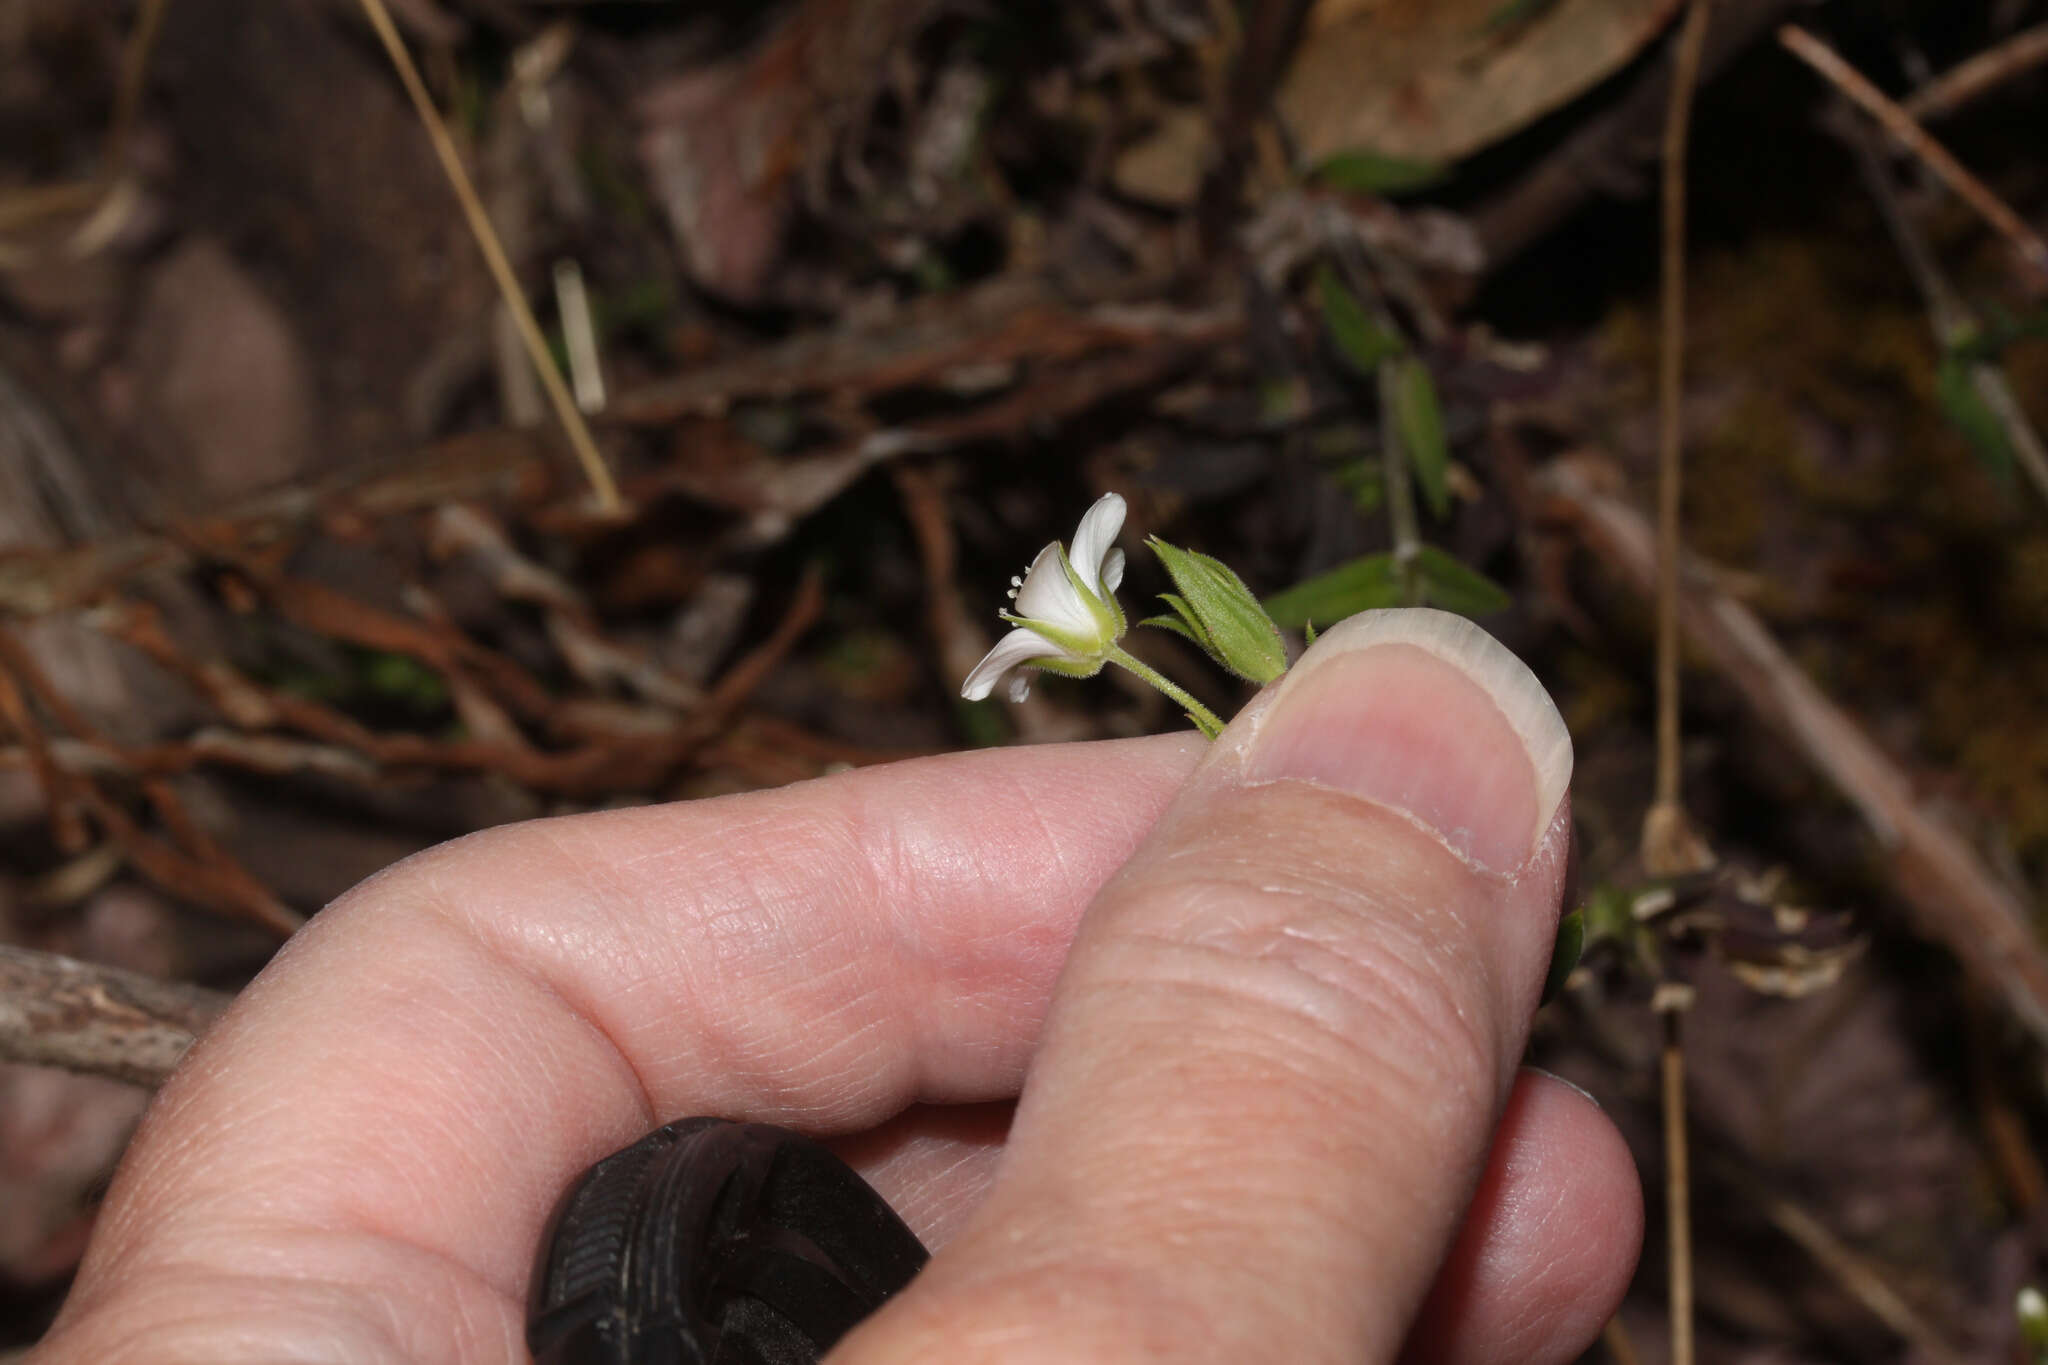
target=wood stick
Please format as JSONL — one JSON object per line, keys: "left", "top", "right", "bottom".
{"left": 0, "top": 945, "right": 230, "bottom": 1088}
{"left": 1759, "top": 1193, "right": 1968, "bottom": 1365}
{"left": 1778, "top": 25, "right": 2048, "bottom": 283}
{"left": 1538, "top": 455, "right": 2048, "bottom": 1049}
{"left": 1833, "top": 110, "right": 2048, "bottom": 512}
{"left": 1903, "top": 22, "right": 2048, "bottom": 122}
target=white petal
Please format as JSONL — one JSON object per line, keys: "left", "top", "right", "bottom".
{"left": 1011, "top": 543, "right": 1097, "bottom": 637}
{"left": 1006, "top": 673, "right": 1032, "bottom": 702}
{"left": 1101, "top": 547, "right": 1125, "bottom": 594}
{"left": 1067, "top": 493, "right": 1126, "bottom": 596}
{"left": 961, "top": 627, "right": 1062, "bottom": 700}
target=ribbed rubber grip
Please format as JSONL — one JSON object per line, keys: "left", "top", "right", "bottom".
{"left": 527, "top": 1119, "right": 929, "bottom": 1365}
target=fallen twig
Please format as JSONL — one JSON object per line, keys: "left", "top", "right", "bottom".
{"left": 1778, "top": 24, "right": 2048, "bottom": 283}
{"left": 1756, "top": 1189, "right": 1969, "bottom": 1365}
{"left": 0, "top": 625, "right": 301, "bottom": 934}
{"left": 0, "top": 944, "right": 231, "bottom": 1088}
{"left": 1831, "top": 109, "right": 2048, "bottom": 512}
{"left": 1538, "top": 455, "right": 2048, "bottom": 1050}
{"left": 81, "top": 571, "right": 824, "bottom": 801}
{"left": 609, "top": 274, "right": 1237, "bottom": 425}
{"left": 427, "top": 505, "right": 703, "bottom": 711}
{"left": 0, "top": 428, "right": 546, "bottom": 618}
{"left": 0, "top": 642, "right": 89, "bottom": 850}
{"left": 1902, "top": 21, "right": 2048, "bottom": 122}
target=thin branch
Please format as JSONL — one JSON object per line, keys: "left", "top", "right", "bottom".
{"left": 1902, "top": 21, "right": 2048, "bottom": 122}
{"left": 1778, "top": 25, "right": 2048, "bottom": 283}
{"left": 354, "top": 0, "right": 621, "bottom": 512}
{"left": 1833, "top": 109, "right": 2048, "bottom": 512}
{"left": 1539, "top": 455, "right": 2048, "bottom": 1050}
{"left": 0, "top": 945, "right": 230, "bottom": 1088}
{"left": 1759, "top": 1193, "right": 1969, "bottom": 1365}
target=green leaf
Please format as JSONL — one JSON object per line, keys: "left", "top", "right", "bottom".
{"left": 1303, "top": 620, "right": 1317, "bottom": 646}
{"left": 1140, "top": 592, "right": 1211, "bottom": 647}
{"left": 1541, "top": 907, "right": 1584, "bottom": 1005}
{"left": 1261, "top": 553, "right": 1402, "bottom": 631}
{"left": 1146, "top": 538, "right": 1289, "bottom": 684}
{"left": 1390, "top": 355, "right": 1451, "bottom": 519}
{"left": 1937, "top": 353, "right": 2015, "bottom": 484}
{"left": 1317, "top": 266, "right": 1404, "bottom": 374}
{"left": 1312, "top": 149, "right": 1447, "bottom": 197}
{"left": 1413, "top": 546, "right": 1511, "bottom": 617}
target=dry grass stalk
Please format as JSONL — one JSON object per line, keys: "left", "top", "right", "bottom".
{"left": 354, "top": 0, "right": 621, "bottom": 511}
{"left": 1645, "top": 0, "right": 1718, "bottom": 881}
{"left": 1653, "top": 8, "right": 1716, "bottom": 1357}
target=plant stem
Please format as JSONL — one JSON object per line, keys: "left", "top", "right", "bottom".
{"left": 1655, "top": 0, "right": 1711, "bottom": 814}
{"left": 1108, "top": 648, "right": 1225, "bottom": 739}
{"left": 1662, "top": 1006, "right": 1694, "bottom": 1365}
{"left": 1377, "top": 360, "right": 1424, "bottom": 606}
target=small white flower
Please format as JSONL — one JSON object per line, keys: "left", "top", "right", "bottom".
{"left": 961, "top": 493, "right": 1129, "bottom": 702}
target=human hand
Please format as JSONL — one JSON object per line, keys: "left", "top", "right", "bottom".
{"left": 31, "top": 608, "right": 1639, "bottom": 1364}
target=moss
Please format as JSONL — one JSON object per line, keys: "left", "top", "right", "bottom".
{"left": 1582, "top": 228, "right": 2048, "bottom": 878}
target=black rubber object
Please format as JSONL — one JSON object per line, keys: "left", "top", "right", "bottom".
{"left": 527, "top": 1118, "right": 930, "bottom": 1365}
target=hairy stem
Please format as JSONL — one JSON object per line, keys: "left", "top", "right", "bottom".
{"left": 1109, "top": 648, "right": 1225, "bottom": 739}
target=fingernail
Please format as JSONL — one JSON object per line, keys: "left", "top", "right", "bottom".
{"left": 1526, "top": 1066, "right": 1604, "bottom": 1110}
{"left": 1227, "top": 608, "right": 1572, "bottom": 873}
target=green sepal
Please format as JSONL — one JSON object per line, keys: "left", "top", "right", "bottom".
{"left": 1141, "top": 592, "right": 1214, "bottom": 648}
{"left": 1390, "top": 355, "right": 1451, "bottom": 519}
{"left": 1145, "top": 538, "right": 1289, "bottom": 684}
{"left": 1140, "top": 612, "right": 1203, "bottom": 645}
{"left": 1019, "top": 653, "right": 1108, "bottom": 682}
{"left": 1057, "top": 543, "right": 1124, "bottom": 640}
{"left": 1303, "top": 620, "right": 1318, "bottom": 645}
{"left": 996, "top": 611, "right": 1101, "bottom": 662}
{"left": 1541, "top": 907, "right": 1585, "bottom": 1005}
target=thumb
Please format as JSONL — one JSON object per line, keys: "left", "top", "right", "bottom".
{"left": 834, "top": 608, "right": 1583, "bottom": 1364}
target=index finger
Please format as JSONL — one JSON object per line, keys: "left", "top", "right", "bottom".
{"left": 39, "top": 735, "right": 1205, "bottom": 1363}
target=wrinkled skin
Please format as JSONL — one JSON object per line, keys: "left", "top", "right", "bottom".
{"left": 35, "top": 612, "right": 1638, "bottom": 1364}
